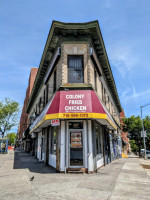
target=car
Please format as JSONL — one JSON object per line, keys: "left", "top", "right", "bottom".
{"left": 141, "top": 149, "right": 150, "bottom": 159}
{"left": 146, "top": 150, "right": 150, "bottom": 159}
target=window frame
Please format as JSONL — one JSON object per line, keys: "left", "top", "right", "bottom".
{"left": 46, "top": 84, "right": 49, "bottom": 104}
{"left": 94, "top": 69, "right": 97, "bottom": 91}
{"left": 53, "top": 70, "right": 57, "bottom": 93}
{"left": 67, "top": 55, "right": 84, "bottom": 83}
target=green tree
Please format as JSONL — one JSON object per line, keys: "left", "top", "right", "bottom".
{"left": 0, "top": 98, "right": 20, "bottom": 136}
{"left": 123, "top": 115, "right": 150, "bottom": 156}
{"left": 143, "top": 116, "right": 150, "bottom": 138}
{"left": 7, "top": 132, "right": 17, "bottom": 145}
{"left": 129, "top": 140, "right": 138, "bottom": 153}
{"left": 123, "top": 115, "right": 142, "bottom": 139}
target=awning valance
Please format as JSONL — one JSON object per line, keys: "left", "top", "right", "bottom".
{"left": 30, "top": 90, "right": 117, "bottom": 133}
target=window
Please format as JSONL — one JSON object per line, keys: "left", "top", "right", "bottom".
{"left": 39, "top": 97, "right": 41, "bottom": 113}
{"left": 68, "top": 55, "right": 84, "bottom": 83}
{"left": 95, "top": 124, "right": 102, "bottom": 154}
{"left": 69, "top": 122, "right": 83, "bottom": 129}
{"left": 101, "top": 82, "right": 103, "bottom": 101}
{"left": 43, "top": 89, "right": 45, "bottom": 107}
{"left": 50, "top": 127, "right": 57, "bottom": 155}
{"left": 108, "top": 96, "right": 110, "bottom": 111}
{"left": 104, "top": 88, "right": 107, "bottom": 105}
{"left": 94, "top": 69, "right": 97, "bottom": 91}
{"left": 53, "top": 70, "right": 57, "bottom": 93}
{"left": 36, "top": 104, "right": 38, "bottom": 115}
{"left": 46, "top": 84, "right": 49, "bottom": 103}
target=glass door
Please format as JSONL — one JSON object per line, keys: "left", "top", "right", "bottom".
{"left": 70, "top": 131, "right": 83, "bottom": 166}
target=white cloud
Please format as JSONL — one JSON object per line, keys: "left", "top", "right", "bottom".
{"left": 121, "top": 87, "right": 150, "bottom": 103}
{"left": 109, "top": 42, "right": 138, "bottom": 78}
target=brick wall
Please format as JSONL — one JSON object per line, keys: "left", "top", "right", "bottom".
{"left": 18, "top": 68, "right": 38, "bottom": 139}
{"left": 120, "top": 110, "right": 130, "bottom": 153}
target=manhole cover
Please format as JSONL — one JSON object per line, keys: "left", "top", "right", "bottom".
{"left": 141, "top": 164, "right": 150, "bottom": 169}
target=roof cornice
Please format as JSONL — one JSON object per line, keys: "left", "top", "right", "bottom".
{"left": 26, "top": 20, "right": 122, "bottom": 113}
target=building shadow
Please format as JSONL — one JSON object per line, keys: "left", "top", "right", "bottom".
{"left": 13, "top": 148, "right": 56, "bottom": 174}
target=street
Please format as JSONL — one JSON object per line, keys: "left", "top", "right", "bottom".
{"left": 0, "top": 149, "right": 150, "bottom": 200}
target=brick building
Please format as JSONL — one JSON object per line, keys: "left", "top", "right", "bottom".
{"left": 18, "top": 67, "right": 38, "bottom": 148}
{"left": 26, "top": 21, "right": 122, "bottom": 173}
{"left": 120, "top": 110, "right": 130, "bottom": 154}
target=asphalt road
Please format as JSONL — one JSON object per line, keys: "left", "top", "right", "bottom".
{"left": 0, "top": 149, "right": 150, "bottom": 200}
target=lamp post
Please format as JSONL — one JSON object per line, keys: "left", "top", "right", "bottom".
{"left": 140, "top": 103, "right": 150, "bottom": 159}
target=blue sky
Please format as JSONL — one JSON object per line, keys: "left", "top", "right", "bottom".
{"left": 0, "top": 0, "right": 150, "bottom": 133}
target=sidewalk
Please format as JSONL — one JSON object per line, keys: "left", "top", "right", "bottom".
{"left": 0, "top": 149, "right": 150, "bottom": 200}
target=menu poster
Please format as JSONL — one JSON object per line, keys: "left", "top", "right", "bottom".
{"left": 71, "top": 132, "right": 82, "bottom": 147}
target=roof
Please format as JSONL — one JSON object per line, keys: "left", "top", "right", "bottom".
{"left": 26, "top": 20, "right": 122, "bottom": 113}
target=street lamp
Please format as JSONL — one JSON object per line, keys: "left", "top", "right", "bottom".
{"left": 140, "top": 103, "right": 150, "bottom": 159}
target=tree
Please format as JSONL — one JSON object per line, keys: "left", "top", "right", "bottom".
{"left": 123, "top": 115, "right": 150, "bottom": 156}
{"left": 7, "top": 132, "right": 17, "bottom": 145}
{"left": 123, "top": 116, "right": 142, "bottom": 139}
{"left": 0, "top": 98, "right": 20, "bottom": 136}
{"left": 129, "top": 140, "right": 138, "bottom": 153}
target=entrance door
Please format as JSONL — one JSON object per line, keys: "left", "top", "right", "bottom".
{"left": 69, "top": 131, "right": 83, "bottom": 167}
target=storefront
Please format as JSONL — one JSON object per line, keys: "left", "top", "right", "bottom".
{"left": 29, "top": 86, "right": 120, "bottom": 173}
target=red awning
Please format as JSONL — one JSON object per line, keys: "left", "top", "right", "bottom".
{"left": 30, "top": 90, "right": 117, "bottom": 133}
{"left": 46, "top": 90, "right": 106, "bottom": 119}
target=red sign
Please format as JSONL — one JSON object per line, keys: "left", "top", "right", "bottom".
{"left": 47, "top": 90, "right": 105, "bottom": 115}
{"left": 60, "top": 91, "right": 91, "bottom": 113}
{"left": 51, "top": 119, "right": 60, "bottom": 126}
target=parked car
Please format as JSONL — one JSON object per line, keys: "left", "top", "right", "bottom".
{"left": 146, "top": 150, "right": 150, "bottom": 159}
{"left": 141, "top": 149, "right": 150, "bottom": 159}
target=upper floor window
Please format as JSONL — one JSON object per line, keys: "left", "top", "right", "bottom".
{"left": 68, "top": 55, "right": 84, "bottom": 83}
{"left": 104, "top": 88, "right": 107, "bottom": 105}
{"left": 53, "top": 70, "right": 57, "bottom": 93}
{"left": 43, "top": 89, "right": 46, "bottom": 107}
{"left": 94, "top": 69, "right": 97, "bottom": 91}
{"left": 101, "top": 82, "right": 103, "bottom": 101}
{"left": 46, "top": 84, "right": 49, "bottom": 104}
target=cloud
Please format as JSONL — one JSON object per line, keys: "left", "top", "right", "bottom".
{"left": 108, "top": 42, "right": 139, "bottom": 79}
{"left": 121, "top": 87, "right": 150, "bottom": 103}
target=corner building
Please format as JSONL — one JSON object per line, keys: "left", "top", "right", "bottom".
{"left": 27, "top": 21, "right": 122, "bottom": 173}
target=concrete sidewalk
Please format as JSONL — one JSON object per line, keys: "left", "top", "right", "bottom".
{"left": 0, "top": 150, "right": 150, "bottom": 200}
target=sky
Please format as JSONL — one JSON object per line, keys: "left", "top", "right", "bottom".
{"left": 0, "top": 0, "right": 150, "bottom": 133}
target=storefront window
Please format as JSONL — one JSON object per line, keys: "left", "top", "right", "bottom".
{"left": 50, "top": 127, "right": 57, "bottom": 155}
{"left": 95, "top": 124, "right": 102, "bottom": 154}
{"left": 69, "top": 122, "right": 83, "bottom": 129}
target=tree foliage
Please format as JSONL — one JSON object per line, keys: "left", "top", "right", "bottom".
{"left": 143, "top": 116, "right": 150, "bottom": 138}
{"left": 123, "top": 116, "right": 142, "bottom": 139}
{"left": 0, "top": 98, "right": 20, "bottom": 135}
{"left": 129, "top": 140, "right": 138, "bottom": 152}
{"left": 122, "top": 115, "right": 150, "bottom": 152}
{"left": 123, "top": 115, "right": 150, "bottom": 138}
{"left": 7, "top": 132, "right": 17, "bottom": 145}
